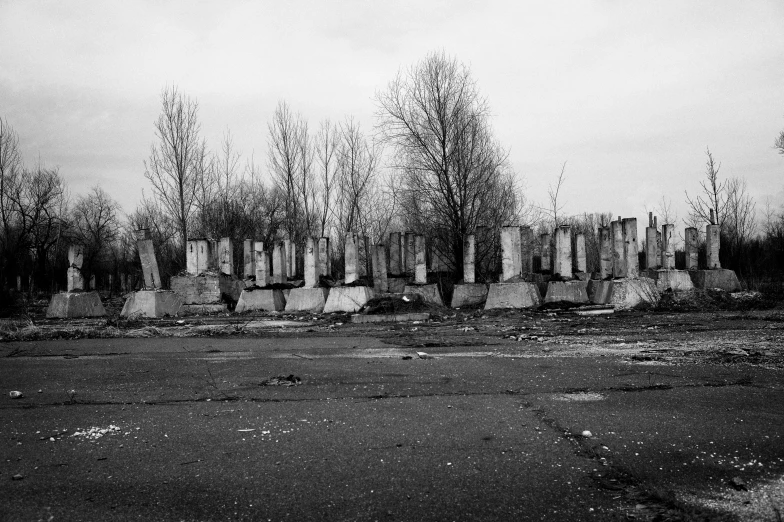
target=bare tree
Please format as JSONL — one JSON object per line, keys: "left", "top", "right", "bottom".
{"left": 724, "top": 177, "right": 757, "bottom": 247}
{"left": 144, "top": 86, "right": 205, "bottom": 256}
{"left": 314, "top": 119, "right": 339, "bottom": 237}
{"left": 375, "top": 51, "right": 520, "bottom": 273}
{"left": 545, "top": 162, "right": 567, "bottom": 227}
{"left": 776, "top": 127, "right": 784, "bottom": 155}
{"left": 685, "top": 148, "right": 728, "bottom": 227}
{"left": 71, "top": 186, "right": 121, "bottom": 282}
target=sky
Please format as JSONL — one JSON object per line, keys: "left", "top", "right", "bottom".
{"left": 2, "top": 0, "right": 783, "bottom": 230}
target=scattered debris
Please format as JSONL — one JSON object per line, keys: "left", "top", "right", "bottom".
{"left": 71, "top": 425, "right": 121, "bottom": 440}
{"left": 11, "top": 474, "right": 23, "bottom": 481}
{"left": 260, "top": 375, "right": 302, "bottom": 386}
{"left": 237, "top": 429, "right": 255, "bottom": 432}
{"left": 417, "top": 351, "right": 434, "bottom": 360}
{"left": 581, "top": 430, "right": 593, "bottom": 438}
{"left": 9, "top": 391, "right": 23, "bottom": 399}
{"left": 729, "top": 476, "right": 748, "bottom": 491}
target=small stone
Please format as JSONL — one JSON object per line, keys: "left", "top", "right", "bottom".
{"left": 9, "top": 391, "right": 23, "bottom": 399}
{"left": 582, "top": 430, "right": 593, "bottom": 438}
{"left": 12, "top": 474, "right": 23, "bottom": 481}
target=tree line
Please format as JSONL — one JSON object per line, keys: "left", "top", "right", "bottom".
{"left": 1, "top": 51, "right": 783, "bottom": 303}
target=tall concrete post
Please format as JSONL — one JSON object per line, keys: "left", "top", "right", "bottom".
{"left": 318, "top": 237, "right": 330, "bottom": 279}
{"left": 553, "top": 225, "right": 572, "bottom": 279}
{"left": 520, "top": 226, "right": 534, "bottom": 275}
{"left": 373, "top": 244, "right": 388, "bottom": 292}
{"left": 243, "top": 239, "right": 255, "bottom": 279}
{"left": 137, "top": 230, "right": 162, "bottom": 289}
{"left": 706, "top": 224, "right": 721, "bottom": 269}
{"left": 254, "top": 242, "right": 270, "bottom": 286}
{"left": 414, "top": 234, "right": 427, "bottom": 284}
{"left": 540, "top": 233, "right": 551, "bottom": 273}
{"left": 623, "top": 218, "right": 638, "bottom": 278}
{"left": 404, "top": 232, "right": 416, "bottom": 275}
{"left": 463, "top": 234, "right": 476, "bottom": 284}
{"left": 187, "top": 240, "right": 199, "bottom": 276}
{"left": 345, "top": 233, "right": 359, "bottom": 284}
{"left": 359, "top": 234, "right": 370, "bottom": 279}
{"left": 501, "top": 226, "right": 522, "bottom": 282}
{"left": 208, "top": 239, "right": 219, "bottom": 270}
{"left": 599, "top": 226, "right": 612, "bottom": 279}
{"left": 661, "top": 224, "right": 675, "bottom": 269}
{"left": 272, "top": 242, "right": 287, "bottom": 284}
{"left": 575, "top": 233, "right": 587, "bottom": 274}
{"left": 219, "top": 237, "right": 234, "bottom": 276}
{"left": 645, "top": 212, "right": 658, "bottom": 270}
{"left": 389, "top": 232, "right": 401, "bottom": 275}
{"left": 685, "top": 227, "right": 699, "bottom": 270}
{"left": 610, "top": 218, "right": 626, "bottom": 278}
{"left": 304, "top": 237, "right": 317, "bottom": 288}
{"left": 67, "top": 244, "right": 85, "bottom": 292}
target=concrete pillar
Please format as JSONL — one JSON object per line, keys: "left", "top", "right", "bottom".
{"left": 283, "top": 239, "right": 295, "bottom": 279}
{"left": 345, "top": 233, "right": 359, "bottom": 284}
{"left": 219, "top": 237, "right": 234, "bottom": 276}
{"left": 187, "top": 240, "right": 198, "bottom": 275}
{"left": 318, "top": 237, "right": 330, "bottom": 279}
{"left": 89, "top": 275, "right": 96, "bottom": 291}
{"left": 389, "top": 232, "right": 401, "bottom": 275}
{"left": 661, "top": 224, "right": 675, "bottom": 269}
{"left": 645, "top": 213, "right": 658, "bottom": 270}
{"left": 685, "top": 227, "right": 699, "bottom": 269}
{"left": 137, "top": 236, "right": 162, "bottom": 289}
{"left": 304, "top": 237, "right": 317, "bottom": 288}
{"left": 243, "top": 239, "right": 255, "bottom": 279}
{"left": 208, "top": 239, "right": 219, "bottom": 270}
{"left": 599, "top": 226, "right": 612, "bottom": 279}
{"left": 540, "top": 233, "right": 551, "bottom": 273}
{"left": 706, "top": 224, "right": 721, "bottom": 269}
{"left": 273, "top": 242, "right": 287, "bottom": 284}
{"left": 404, "top": 232, "right": 416, "bottom": 275}
{"left": 553, "top": 225, "right": 572, "bottom": 279}
{"left": 373, "top": 244, "right": 388, "bottom": 292}
{"left": 358, "top": 234, "right": 369, "bottom": 279}
{"left": 610, "top": 218, "right": 626, "bottom": 278}
{"left": 520, "top": 226, "right": 534, "bottom": 275}
{"left": 414, "top": 234, "right": 427, "bottom": 284}
{"left": 501, "top": 226, "right": 522, "bottom": 282}
{"left": 68, "top": 244, "right": 84, "bottom": 269}
{"left": 187, "top": 239, "right": 210, "bottom": 275}
{"left": 575, "top": 233, "right": 586, "bottom": 274}
{"left": 623, "top": 218, "right": 639, "bottom": 278}
{"left": 67, "top": 245, "right": 85, "bottom": 292}
{"left": 254, "top": 242, "right": 269, "bottom": 286}
{"left": 463, "top": 234, "right": 475, "bottom": 284}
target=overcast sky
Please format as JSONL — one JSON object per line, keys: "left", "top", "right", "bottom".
{"left": 2, "top": 0, "right": 783, "bottom": 229}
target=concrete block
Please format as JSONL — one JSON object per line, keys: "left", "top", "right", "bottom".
{"left": 137, "top": 238, "right": 162, "bottom": 289}
{"left": 450, "top": 283, "right": 488, "bottom": 308}
{"left": 243, "top": 239, "right": 255, "bottom": 279}
{"left": 575, "top": 233, "right": 586, "bottom": 274}
{"left": 372, "top": 244, "right": 388, "bottom": 292}
{"left": 685, "top": 227, "right": 699, "bottom": 269}
{"left": 414, "top": 235, "right": 427, "bottom": 284}
{"left": 323, "top": 286, "right": 375, "bottom": 313}
{"left": 67, "top": 267, "right": 84, "bottom": 292}
{"left": 318, "top": 237, "right": 331, "bottom": 278}
{"left": 463, "top": 234, "right": 476, "bottom": 283}
{"left": 46, "top": 292, "right": 106, "bottom": 319}
{"left": 645, "top": 226, "right": 658, "bottom": 270}
{"left": 611, "top": 219, "right": 626, "bottom": 278}
{"left": 352, "top": 312, "right": 430, "bottom": 324}
{"left": 544, "top": 281, "right": 589, "bottom": 304}
{"left": 171, "top": 274, "right": 222, "bottom": 304}
{"left": 389, "top": 232, "right": 402, "bottom": 275}
{"left": 120, "top": 290, "right": 182, "bottom": 318}
{"left": 387, "top": 277, "right": 408, "bottom": 294}
{"left": 645, "top": 269, "right": 695, "bottom": 292}
{"left": 304, "top": 237, "right": 318, "bottom": 288}
{"left": 345, "top": 233, "right": 359, "bottom": 284}
{"left": 403, "top": 284, "right": 443, "bottom": 306}
{"left": 404, "top": 232, "right": 415, "bottom": 275}
{"left": 587, "top": 280, "right": 614, "bottom": 305}
{"left": 706, "top": 224, "right": 721, "bottom": 269}
{"left": 540, "top": 233, "right": 551, "bottom": 273}
{"left": 623, "top": 218, "right": 639, "bottom": 278}
{"left": 689, "top": 269, "right": 741, "bottom": 292}
{"left": 219, "top": 237, "right": 234, "bottom": 276}
{"left": 553, "top": 226, "right": 572, "bottom": 279}
{"left": 235, "top": 288, "right": 286, "bottom": 312}
{"left": 484, "top": 282, "right": 542, "bottom": 310}
{"left": 284, "top": 287, "right": 329, "bottom": 312}
{"left": 273, "top": 242, "right": 287, "bottom": 284}
{"left": 607, "top": 278, "right": 660, "bottom": 309}
{"left": 521, "top": 226, "right": 534, "bottom": 275}
{"left": 598, "top": 226, "right": 612, "bottom": 279}
{"left": 501, "top": 226, "right": 522, "bottom": 282}
{"left": 186, "top": 239, "right": 210, "bottom": 276}
{"left": 254, "top": 243, "right": 270, "bottom": 285}
{"left": 661, "top": 224, "right": 675, "bottom": 269}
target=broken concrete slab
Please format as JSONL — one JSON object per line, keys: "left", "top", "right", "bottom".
{"left": 351, "top": 312, "right": 430, "bottom": 324}
{"left": 284, "top": 287, "right": 330, "bottom": 312}
{"left": 120, "top": 290, "right": 182, "bottom": 318}
{"left": 544, "top": 281, "right": 589, "bottom": 304}
{"left": 644, "top": 269, "right": 695, "bottom": 292}
{"left": 484, "top": 282, "right": 542, "bottom": 310}
{"left": 323, "top": 286, "right": 375, "bottom": 313}
{"left": 607, "top": 278, "right": 660, "bottom": 309}
{"left": 689, "top": 269, "right": 741, "bottom": 292}
{"left": 46, "top": 292, "right": 106, "bottom": 319}
{"left": 403, "top": 284, "right": 443, "bottom": 306}
{"left": 235, "top": 288, "right": 286, "bottom": 312}
{"left": 450, "top": 283, "right": 488, "bottom": 308}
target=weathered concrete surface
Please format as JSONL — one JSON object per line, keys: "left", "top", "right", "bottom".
{"left": 574, "top": 233, "right": 586, "bottom": 274}
{"left": 219, "top": 237, "right": 234, "bottom": 277}
{"left": 388, "top": 232, "right": 401, "bottom": 276}
{"left": 137, "top": 239, "right": 162, "bottom": 289}
{"left": 607, "top": 278, "right": 660, "bottom": 309}
{"left": 66, "top": 267, "right": 84, "bottom": 293}
{"left": 273, "top": 242, "right": 287, "bottom": 284}
{"left": 220, "top": 275, "right": 250, "bottom": 303}
{"left": 539, "top": 233, "right": 551, "bottom": 273}
{"left": 520, "top": 226, "right": 534, "bottom": 275}
{"left": 254, "top": 243, "right": 270, "bottom": 286}
{"left": 345, "top": 233, "right": 359, "bottom": 284}
{"left": 611, "top": 219, "right": 626, "bottom": 278}
{"left": 404, "top": 232, "right": 415, "bottom": 275}
{"left": 463, "top": 234, "right": 475, "bottom": 284}
{"left": 544, "top": 281, "right": 589, "bottom": 304}
{"left": 414, "top": 235, "right": 427, "bottom": 284}
{"left": 387, "top": 277, "right": 407, "bottom": 294}
{"left": 318, "top": 237, "right": 331, "bottom": 278}
{"left": 587, "top": 280, "right": 614, "bottom": 305}
{"left": 303, "top": 238, "right": 317, "bottom": 288}
{"left": 186, "top": 239, "right": 211, "bottom": 276}
{"left": 372, "top": 244, "right": 388, "bottom": 292}
{"left": 284, "top": 287, "right": 330, "bottom": 312}
{"left": 351, "top": 312, "right": 430, "bottom": 323}
{"left": 685, "top": 227, "right": 699, "bottom": 270}
{"left": 171, "top": 274, "right": 222, "bottom": 305}
{"left": 46, "top": 292, "right": 107, "bottom": 318}
{"left": 644, "top": 269, "right": 695, "bottom": 292}
{"left": 661, "top": 224, "right": 675, "bottom": 270}
{"left": 645, "top": 226, "right": 658, "bottom": 270}
{"left": 553, "top": 226, "right": 572, "bottom": 279}
{"left": 450, "top": 283, "right": 488, "bottom": 308}
{"left": 623, "top": 218, "right": 639, "bottom": 278}
{"left": 243, "top": 239, "right": 255, "bottom": 279}
{"left": 706, "top": 224, "right": 721, "bottom": 269}
{"left": 598, "top": 226, "right": 612, "bottom": 279}
{"left": 179, "top": 303, "right": 228, "bottom": 314}
{"left": 501, "top": 226, "right": 522, "bottom": 282}
{"left": 403, "top": 284, "right": 444, "bottom": 306}
{"left": 120, "top": 290, "right": 182, "bottom": 318}
{"left": 323, "top": 286, "right": 375, "bottom": 313}
{"left": 484, "top": 282, "right": 542, "bottom": 310}
{"left": 235, "top": 288, "right": 286, "bottom": 312}
{"left": 689, "top": 269, "right": 741, "bottom": 292}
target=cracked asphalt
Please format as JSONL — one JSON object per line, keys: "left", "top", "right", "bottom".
{"left": 2, "top": 309, "right": 784, "bottom": 521}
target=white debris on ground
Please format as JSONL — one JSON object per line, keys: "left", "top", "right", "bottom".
{"left": 553, "top": 392, "right": 605, "bottom": 402}
{"left": 71, "top": 425, "right": 121, "bottom": 440}
{"left": 677, "top": 473, "right": 784, "bottom": 522}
